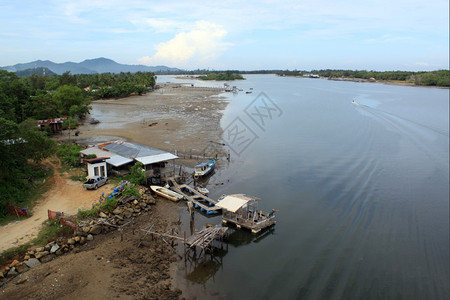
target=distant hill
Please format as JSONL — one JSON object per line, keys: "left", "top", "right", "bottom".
{"left": 15, "top": 67, "right": 57, "bottom": 77}
{"left": 0, "top": 57, "right": 181, "bottom": 75}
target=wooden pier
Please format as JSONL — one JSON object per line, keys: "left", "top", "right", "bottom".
{"left": 166, "top": 178, "right": 222, "bottom": 215}
{"left": 137, "top": 224, "right": 228, "bottom": 256}
{"left": 184, "top": 226, "right": 229, "bottom": 254}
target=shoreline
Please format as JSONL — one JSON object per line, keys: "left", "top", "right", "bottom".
{"left": 1, "top": 84, "right": 230, "bottom": 299}
{"left": 282, "top": 75, "right": 449, "bottom": 88}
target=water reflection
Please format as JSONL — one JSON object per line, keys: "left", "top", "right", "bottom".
{"left": 183, "top": 227, "right": 276, "bottom": 286}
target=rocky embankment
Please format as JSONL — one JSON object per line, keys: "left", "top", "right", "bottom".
{"left": 1, "top": 186, "right": 156, "bottom": 282}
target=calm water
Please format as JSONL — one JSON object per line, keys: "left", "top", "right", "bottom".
{"left": 159, "top": 75, "right": 449, "bottom": 299}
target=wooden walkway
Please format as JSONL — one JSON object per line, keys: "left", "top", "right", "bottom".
{"left": 137, "top": 224, "right": 228, "bottom": 254}
{"left": 166, "top": 178, "right": 222, "bottom": 214}
{"left": 185, "top": 226, "right": 229, "bottom": 250}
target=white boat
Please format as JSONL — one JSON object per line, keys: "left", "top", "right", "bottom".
{"left": 196, "top": 186, "right": 210, "bottom": 196}
{"left": 150, "top": 185, "right": 184, "bottom": 202}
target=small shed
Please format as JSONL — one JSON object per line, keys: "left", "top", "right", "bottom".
{"left": 216, "top": 194, "right": 276, "bottom": 234}
{"left": 37, "top": 117, "right": 67, "bottom": 133}
{"left": 84, "top": 157, "right": 109, "bottom": 178}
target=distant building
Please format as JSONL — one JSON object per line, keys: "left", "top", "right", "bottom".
{"left": 37, "top": 117, "right": 67, "bottom": 133}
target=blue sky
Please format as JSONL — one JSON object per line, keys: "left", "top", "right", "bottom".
{"left": 0, "top": 0, "right": 448, "bottom": 71}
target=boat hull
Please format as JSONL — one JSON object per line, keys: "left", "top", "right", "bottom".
{"left": 150, "top": 185, "right": 184, "bottom": 202}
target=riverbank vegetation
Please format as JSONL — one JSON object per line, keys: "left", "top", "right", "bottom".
{"left": 157, "top": 68, "right": 449, "bottom": 87}
{"left": 276, "top": 69, "right": 450, "bottom": 87}
{"left": 0, "top": 69, "right": 157, "bottom": 219}
{"left": 197, "top": 72, "right": 244, "bottom": 81}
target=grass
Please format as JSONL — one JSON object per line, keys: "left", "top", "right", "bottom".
{"left": 77, "top": 195, "right": 118, "bottom": 219}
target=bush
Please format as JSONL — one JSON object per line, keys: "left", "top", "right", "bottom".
{"left": 56, "top": 143, "right": 83, "bottom": 167}
{"left": 128, "top": 162, "right": 146, "bottom": 185}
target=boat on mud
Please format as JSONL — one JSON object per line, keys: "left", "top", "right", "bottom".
{"left": 150, "top": 185, "right": 184, "bottom": 202}
{"left": 194, "top": 159, "right": 215, "bottom": 178}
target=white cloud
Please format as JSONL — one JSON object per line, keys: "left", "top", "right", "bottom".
{"left": 138, "top": 21, "right": 230, "bottom": 67}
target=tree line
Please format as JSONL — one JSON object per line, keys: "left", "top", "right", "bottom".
{"left": 197, "top": 72, "right": 244, "bottom": 81}
{"left": 276, "top": 69, "right": 450, "bottom": 87}
{"left": 0, "top": 70, "right": 156, "bottom": 217}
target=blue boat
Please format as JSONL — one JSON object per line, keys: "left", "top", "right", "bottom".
{"left": 194, "top": 159, "right": 215, "bottom": 178}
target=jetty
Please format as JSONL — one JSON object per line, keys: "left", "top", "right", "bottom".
{"left": 138, "top": 224, "right": 228, "bottom": 256}
{"left": 166, "top": 178, "right": 222, "bottom": 215}
{"left": 184, "top": 226, "right": 229, "bottom": 252}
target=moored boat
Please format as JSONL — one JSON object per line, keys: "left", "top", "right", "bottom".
{"left": 150, "top": 185, "right": 184, "bottom": 202}
{"left": 194, "top": 159, "right": 215, "bottom": 178}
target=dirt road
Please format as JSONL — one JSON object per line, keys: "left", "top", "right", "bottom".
{"left": 0, "top": 158, "right": 114, "bottom": 253}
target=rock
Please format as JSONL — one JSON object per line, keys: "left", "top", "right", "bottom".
{"left": 23, "top": 255, "right": 31, "bottom": 260}
{"left": 99, "top": 211, "right": 108, "bottom": 218}
{"left": 112, "top": 207, "right": 123, "bottom": 215}
{"left": 133, "top": 199, "right": 139, "bottom": 205}
{"left": 74, "top": 236, "right": 81, "bottom": 243}
{"left": 115, "top": 214, "right": 123, "bottom": 221}
{"left": 79, "top": 237, "right": 86, "bottom": 245}
{"left": 6, "top": 268, "right": 18, "bottom": 278}
{"left": 35, "top": 247, "right": 44, "bottom": 253}
{"left": 24, "top": 258, "right": 41, "bottom": 269}
{"left": 15, "top": 263, "right": 29, "bottom": 274}
{"left": 15, "top": 275, "right": 28, "bottom": 285}
{"left": 134, "top": 207, "right": 141, "bottom": 213}
{"left": 55, "top": 249, "right": 64, "bottom": 256}
{"left": 50, "top": 244, "right": 60, "bottom": 253}
{"left": 9, "top": 260, "right": 20, "bottom": 268}
{"left": 67, "top": 238, "right": 76, "bottom": 245}
{"left": 89, "top": 224, "right": 102, "bottom": 235}
{"left": 148, "top": 198, "right": 156, "bottom": 205}
{"left": 44, "top": 244, "right": 51, "bottom": 251}
{"left": 86, "top": 234, "right": 94, "bottom": 241}
{"left": 35, "top": 251, "right": 49, "bottom": 259}
{"left": 39, "top": 254, "right": 56, "bottom": 263}
{"left": 139, "top": 202, "right": 147, "bottom": 208}
{"left": 82, "top": 226, "right": 90, "bottom": 233}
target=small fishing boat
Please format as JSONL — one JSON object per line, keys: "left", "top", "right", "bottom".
{"left": 194, "top": 159, "right": 215, "bottom": 178}
{"left": 150, "top": 185, "right": 184, "bottom": 202}
{"left": 196, "top": 186, "right": 209, "bottom": 196}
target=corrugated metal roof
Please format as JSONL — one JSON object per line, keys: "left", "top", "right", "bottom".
{"left": 80, "top": 147, "right": 110, "bottom": 157}
{"left": 81, "top": 142, "right": 177, "bottom": 167}
{"left": 136, "top": 153, "right": 178, "bottom": 165}
{"left": 106, "top": 156, "right": 133, "bottom": 167}
{"left": 216, "top": 194, "right": 257, "bottom": 213}
{"left": 103, "top": 142, "right": 167, "bottom": 159}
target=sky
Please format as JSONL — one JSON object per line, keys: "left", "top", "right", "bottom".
{"left": 0, "top": 0, "right": 448, "bottom": 71}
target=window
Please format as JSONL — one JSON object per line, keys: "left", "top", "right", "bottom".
{"left": 100, "top": 165, "right": 105, "bottom": 177}
{"left": 94, "top": 166, "right": 99, "bottom": 176}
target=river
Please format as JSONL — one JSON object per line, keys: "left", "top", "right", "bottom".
{"left": 158, "top": 75, "right": 449, "bottom": 300}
